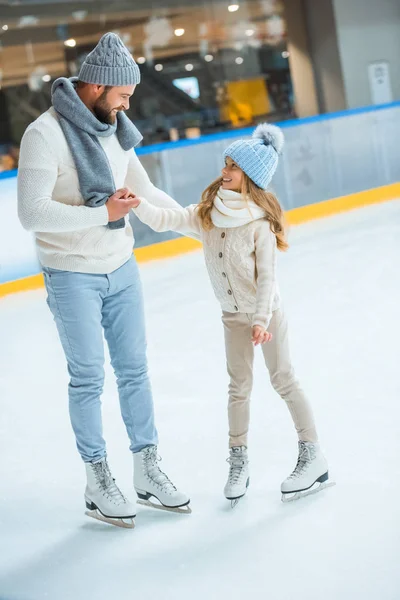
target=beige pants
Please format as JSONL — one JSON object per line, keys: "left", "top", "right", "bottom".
{"left": 222, "top": 309, "right": 318, "bottom": 448}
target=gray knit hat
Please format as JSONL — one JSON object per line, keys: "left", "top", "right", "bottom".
{"left": 79, "top": 32, "right": 141, "bottom": 86}
{"left": 223, "top": 123, "right": 284, "bottom": 190}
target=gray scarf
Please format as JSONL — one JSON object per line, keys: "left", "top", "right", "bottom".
{"left": 52, "top": 77, "right": 142, "bottom": 230}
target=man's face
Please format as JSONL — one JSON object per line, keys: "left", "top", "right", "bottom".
{"left": 93, "top": 85, "right": 136, "bottom": 124}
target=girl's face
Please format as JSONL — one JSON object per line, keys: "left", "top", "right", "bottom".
{"left": 221, "top": 156, "right": 243, "bottom": 192}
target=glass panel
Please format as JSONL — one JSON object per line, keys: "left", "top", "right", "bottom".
{"left": 0, "top": 0, "right": 292, "bottom": 168}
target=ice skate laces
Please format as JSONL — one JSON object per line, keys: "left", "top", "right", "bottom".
{"left": 142, "top": 446, "right": 177, "bottom": 494}
{"left": 92, "top": 459, "right": 127, "bottom": 505}
{"left": 227, "top": 448, "right": 247, "bottom": 485}
{"left": 288, "top": 442, "right": 316, "bottom": 480}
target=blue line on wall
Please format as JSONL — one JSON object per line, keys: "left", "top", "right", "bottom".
{"left": 0, "top": 169, "right": 18, "bottom": 181}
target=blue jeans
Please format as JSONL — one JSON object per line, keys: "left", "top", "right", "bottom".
{"left": 43, "top": 257, "right": 158, "bottom": 462}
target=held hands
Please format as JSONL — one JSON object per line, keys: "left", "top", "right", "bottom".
{"left": 252, "top": 325, "right": 273, "bottom": 346}
{"left": 106, "top": 187, "right": 141, "bottom": 222}
{"left": 106, "top": 189, "right": 272, "bottom": 351}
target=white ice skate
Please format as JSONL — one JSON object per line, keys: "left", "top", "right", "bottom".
{"left": 84, "top": 457, "right": 136, "bottom": 528}
{"left": 281, "top": 441, "right": 335, "bottom": 503}
{"left": 133, "top": 446, "right": 191, "bottom": 514}
{"left": 224, "top": 446, "right": 249, "bottom": 508}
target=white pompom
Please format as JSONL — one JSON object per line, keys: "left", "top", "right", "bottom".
{"left": 252, "top": 123, "right": 284, "bottom": 154}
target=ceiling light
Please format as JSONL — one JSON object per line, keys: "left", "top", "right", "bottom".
{"left": 137, "top": 56, "right": 146, "bottom": 64}
{"left": 42, "top": 74, "right": 51, "bottom": 82}
{"left": 204, "top": 54, "right": 214, "bottom": 62}
{"left": 64, "top": 38, "right": 76, "bottom": 48}
{"left": 174, "top": 28, "right": 185, "bottom": 37}
{"left": 235, "top": 57, "right": 244, "bottom": 65}
{"left": 245, "top": 29, "right": 255, "bottom": 37}
{"left": 2, "top": 25, "right": 8, "bottom": 31}
{"left": 185, "top": 63, "right": 194, "bottom": 72}
{"left": 155, "top": 63, "right": 163, "bottom": 71}
{"left": 282, "top": 50, "right": 290, "bottom": 59}
{"left": 228, "top": 4, "right": 240, "bottom": 12}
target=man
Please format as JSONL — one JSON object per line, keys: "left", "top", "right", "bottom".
{"left": 17, "top": 33, "right": 189, "bottom": 528}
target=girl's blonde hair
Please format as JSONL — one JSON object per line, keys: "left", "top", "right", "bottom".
{"left": 197, "top": 173, "right": 288, "bottom": 252}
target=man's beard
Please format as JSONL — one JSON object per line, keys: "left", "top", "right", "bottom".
{"left": 93, "top": 93, "right": 121, "bottom": 125}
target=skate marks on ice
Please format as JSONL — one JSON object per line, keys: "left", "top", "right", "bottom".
{"left": 0, "top": 478, "right": 394, "bottom": 600}
{"left": 0, "top": 493, "right": 316, "bottom": 600}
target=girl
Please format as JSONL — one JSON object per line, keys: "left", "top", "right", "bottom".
{"left": 131, "top": 124, "right": 331, "bottom": 504}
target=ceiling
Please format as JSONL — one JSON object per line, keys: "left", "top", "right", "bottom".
{"left": 0, "top": 0, "right": 286, "bottom": 88}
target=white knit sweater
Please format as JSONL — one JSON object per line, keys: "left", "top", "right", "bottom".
{"left": 17, "top": 107, "right": 180, "bottom": 274}
{"left": 134, "top": 193, "right": 281, "bottom": 328}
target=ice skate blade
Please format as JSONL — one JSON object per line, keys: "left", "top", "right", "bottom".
{"left": 281, "top": 481, "right": 336, "bottom": 503}
{"left": 85, "top": 509, "right": 135, "bottom": 529}
{"left": 137, "top": 498, "right": 192, "bottom": 514}
{"left": 227, "top": 492, "right": 247, "bottom": 508}
{"left": 230, "top": 498, "right": 242, "bottom": 508}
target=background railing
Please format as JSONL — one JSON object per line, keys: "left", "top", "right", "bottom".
{"left": 1, "top": 101, "right": 400, "bottom": 284}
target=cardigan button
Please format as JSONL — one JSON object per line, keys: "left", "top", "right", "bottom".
{"left": 234, "top": 306, "right": 238, "bottom": 311}
{"left": 222, "top": 272, "right": 227, "bottom": 278}
{"left": 219, "top": 252, "right": 223, "bottom": 258}
{"left": 221, "top": 232, "right": 226, "bottom": 238}
{"left": 228, "top": 290, "right": 232, "bottom": 295}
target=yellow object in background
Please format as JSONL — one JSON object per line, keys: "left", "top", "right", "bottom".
{"left": 220, "top": 78, "right": 270, "bottom": 126}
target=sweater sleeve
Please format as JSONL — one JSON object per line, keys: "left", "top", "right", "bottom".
{"left": 133, "top": 199, "right": 202, "bottom": 240}
{"left": 17, "top": 128, "right": 109, "bottom": 233}
{"left": 252, "top": 222, "right": 277, "bottom": 329}
{"left": 125, "top": 150, "right": 182, "bottom": 209}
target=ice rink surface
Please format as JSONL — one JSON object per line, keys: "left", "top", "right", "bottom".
{"left": 1, "top": 200, "right": 399, "bottom": 600}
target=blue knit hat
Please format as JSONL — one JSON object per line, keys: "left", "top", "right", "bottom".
{"left": 79, "top": 33, "right": 141, "bottom": 87}
{"left": 223, "top": 123, "right": 284, "bottom": 189}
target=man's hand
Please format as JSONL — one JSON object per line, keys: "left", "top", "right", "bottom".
{"left": 252, "top": 325, "right": 273, "bottom": 346}
{"left": 106, "top": 188, "right": 139, "bottom": 222}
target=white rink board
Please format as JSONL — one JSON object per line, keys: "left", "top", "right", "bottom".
{"left": 0, "top": 176, "right": 40, "bottom": 283}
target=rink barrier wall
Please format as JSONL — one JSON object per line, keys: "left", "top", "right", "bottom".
{"left": 1, "top": 181, "right": 398, "bottom": 298}
{"left": 1, "top": 100, "right": 400, "bottom": 297}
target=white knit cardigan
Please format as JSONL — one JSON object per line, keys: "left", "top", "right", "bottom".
{"left": 134, "top": 188, "right": 280, "bottom": 328}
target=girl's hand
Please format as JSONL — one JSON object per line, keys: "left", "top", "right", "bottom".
{"left": 252, "top": 325, "right": 273, "bottom": 346}
{"left": 129, "top": 195, "right": 141, "bottom": 209}
{"left": 116, "top": 188, "right": 141, "bottom": 206}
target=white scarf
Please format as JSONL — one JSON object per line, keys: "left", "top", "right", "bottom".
{"left": 210, "top": 187, "right": 266, "bottom": 229}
